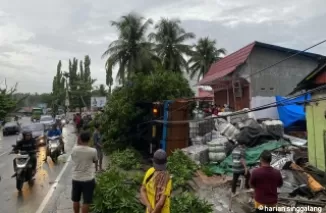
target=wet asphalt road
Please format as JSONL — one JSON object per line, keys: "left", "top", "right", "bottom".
{"left": 0, "top": 117, "right": 76, "bottom": 213}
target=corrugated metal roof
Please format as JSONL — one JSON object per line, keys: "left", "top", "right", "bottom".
{"left": 199, "top": 41, "right": 325, "bottom": 86}
{"left": 199, "top": 42, "right": 255, "bottom": 85}
{"left": 290, "top": 59, "right": 326, "bottom": 94}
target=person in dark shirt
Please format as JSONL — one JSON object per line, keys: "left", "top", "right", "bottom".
{"left": 93, "top": 124, "right": 103, "bottom": 171}
{"left": 75, "top": 113, "right": 82, "bottom": 133}
{"left": 250, "top": 150, "right": 283, "bottom": 213}
{"left": 231, "top": 142, "right": 250, "bottom": 195}
{"left": 212, "top": 104, "right": 219, "bottom": 115}
{"left": 14, "top": 129, "right": 37, "bottom": 175}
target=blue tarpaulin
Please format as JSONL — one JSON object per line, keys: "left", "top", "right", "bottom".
{"left": 276, "top": 94, "right": 311, "bottom": 128}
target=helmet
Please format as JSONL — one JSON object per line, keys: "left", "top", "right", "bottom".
{"left": 22, "top": 128, "right": 32, "bottom": 138}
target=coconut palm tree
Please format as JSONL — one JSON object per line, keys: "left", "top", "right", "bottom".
{"left": 188, "top": 37, "right": 226, "bottom": 81}
{"left": 149, "top": 18, "right": 195, "bottom": 72}
{"left": 102, "top": 13, "right": 157, "bottom": 88}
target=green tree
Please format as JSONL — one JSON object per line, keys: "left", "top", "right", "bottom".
{"left": 149, "top": 18, "right": 195, "bottom": 72}
{"left": 12, "top": 93, "right": 52, "bottom": 108}
{"left": 92, "top": 84, "right": 107, "bottom": 97}
{"left": 101, "top": 69, "right": 194, "bottom": 152}
{"left": 102, "top": 13, "right": 157, "bottom": 89}
{"left": 188, "top": 37, "right": 226, "bottom": 81}
{"left": 66, "top": 56, "right": 96, "bottom": 111}
{"left": 39, "top": 93, "right": 53, "bottom": 106}
{"left": 0, "top": 82, "right": 17, "bottom": 120}
{"left": 51, "top": 60, "right": 66, "bottom": 114}
{"left": 67, "top": 58, "right": 79, "bottom": 109}
{"left": 79, "top": 55, "right": 96, "bottom": 107}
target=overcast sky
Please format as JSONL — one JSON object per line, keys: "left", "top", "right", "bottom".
{"left": 0, "top": 0, "right": 325, "bottom": 93}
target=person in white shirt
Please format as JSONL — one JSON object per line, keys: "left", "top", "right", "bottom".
{"left": 71, "top": 131, "right": 98, "bottom": 213}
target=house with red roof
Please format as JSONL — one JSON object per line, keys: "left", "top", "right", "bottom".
{"left": 198, "top": 41, "right": 325, "bottom": 113}
{"left": 197, "top": 87, "right": 214, "bottom": 100}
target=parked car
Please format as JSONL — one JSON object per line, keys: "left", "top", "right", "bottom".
{"left": 55, "top": 114, "right": 65, "bottom": 120}
{"left": 17, "top": 123, "right": 46, "bottom": 146}
{"left": 2, "top": 121, "right": 20, "bottom": 136}
{"left": 40, "top": 115, "right": 55, "bottom": 130}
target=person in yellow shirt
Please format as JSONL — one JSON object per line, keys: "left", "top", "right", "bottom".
{"left": 140, "top": 149, "right": 172, "bottom": 213}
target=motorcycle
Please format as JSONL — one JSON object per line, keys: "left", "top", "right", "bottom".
{"left": 48, "top": 136, "right": 62, "bottom": 163}
{"left": 10, "top": 145, "right": 38, "bottom": 191}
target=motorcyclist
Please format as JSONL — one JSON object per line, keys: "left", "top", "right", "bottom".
{"left": 43, "top": 124, "right": 64, "bottom": 161}
{"left": 13, "top": 129, "right": 37, "bottom": 176}
{"left": 56, "top": 118, "right": 64, "bottom": 132}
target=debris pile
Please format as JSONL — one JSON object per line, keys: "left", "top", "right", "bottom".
{"left": 184, "top": 109, "right": 326, "bottom": 211}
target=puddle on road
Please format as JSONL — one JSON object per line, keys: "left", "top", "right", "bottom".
{"left": 197, "top": 185, "right": 254, "bottom": 213}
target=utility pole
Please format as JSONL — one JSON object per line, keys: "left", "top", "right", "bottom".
{"left": 80, "top": 95, "right": 87, "bottom": 111}
{"left": 65, "top": 80, "right": 70, "bottom": 115}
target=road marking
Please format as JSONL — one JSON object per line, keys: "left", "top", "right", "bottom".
{"left": 36, "top": 125, "right": 76, "bottom": 213}
{"left": 35, "top": 153, "right": 72, "bottom": 213}
{"left": 0, "top": 150, "right": 10, "bottom": 157}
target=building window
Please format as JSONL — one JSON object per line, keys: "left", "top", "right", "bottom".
{"left": 270, "top": 87, "right": 274, "bottom": 90}
{"left": 261, "top": 88, "right": 265, "bottom": 90}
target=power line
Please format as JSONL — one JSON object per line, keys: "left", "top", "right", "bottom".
{"left": 193, "top": 39, "right": 326, "bottom": 87}
{"left": 150, "top": 83, "right": 326, "bottom": 124}
{"left": 96, "top": 40, "right": 326, "bottom": 139}
{"left": 134, "top": 101, "right": 195, "bottom": 127}
{"left": 246, "top": 39, "right": 326, "bottom": 79}
{"left": 239, "top": 84, "right": 326, "bottom": 113}
{"left": 154, "top": 95, "right": 326, "bottom": 124}
{"left": 111, "top": 82, "right": 326, "bottom": 129}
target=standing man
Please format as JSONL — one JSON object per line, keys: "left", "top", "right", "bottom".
{"left": 71, "top": 131, "right": 98, "bottom": 213}
{"left": 140, "top": 149, "right": 172, "bottom": 213}
{"left": 93, "top": 124, "right": 103, "bottom": 171}
{"left": 212, "top": 104, "right": 219, "bottom": 115}
{"left": 231, "top": 141, "right": 250, "bottom": 196}
{"left": 250, "top": 150, "right": 283, "bottom": 213}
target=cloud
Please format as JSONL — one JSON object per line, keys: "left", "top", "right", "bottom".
{"left": 0, "top": 0, "right": 326, "bottom": 93}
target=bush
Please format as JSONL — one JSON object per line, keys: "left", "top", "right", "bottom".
{"left": 130, "top": 170, "right": 145, "bottom": 185}
{"left": 101, "top": 70, "right": 194, "bottom": 153}
{"left": 201, "top": 164, "right": 214, "bottom": 177}
{"left": 93, "top": 150, "right": 212, "bottom": 213}
{"left": 171, "top": 192, "right": 214, "bottom": 213}
{"left": 92, "top": 168, "right": 144, "bottom": 213}
{"left": 167, "top": 150, "right": 198, "bottom": 189}
{"left": 110, "top": 148, "right": 142, "bottom": 170}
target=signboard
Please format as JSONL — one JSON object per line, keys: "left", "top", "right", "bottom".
{"left": 37, "top": 103, "right": 47, "bottom": 114}
{"left": 91, "top": 97, "right": 107, "bottom": 108}
{"left": 38, "top": 103, "right": 47, "bottom": 109}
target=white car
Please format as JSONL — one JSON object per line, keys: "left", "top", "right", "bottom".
{"left": 40, "top": 115, "right": 55, "bottom": 129}
{"left": 55, "top": 114, "right": 65, "bottom": 120}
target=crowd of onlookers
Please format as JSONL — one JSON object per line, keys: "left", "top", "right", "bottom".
{"left": 72, "top": 113, "right": 93, "bottom": 133}
{"left": 68, "top": 108, "right": 283, "bottom": 213}
{"left": 70, "top": 111, "right": 103, "bottom": 213}
{"left": 203, "top": 103, "right": 232, "bottom": 116}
